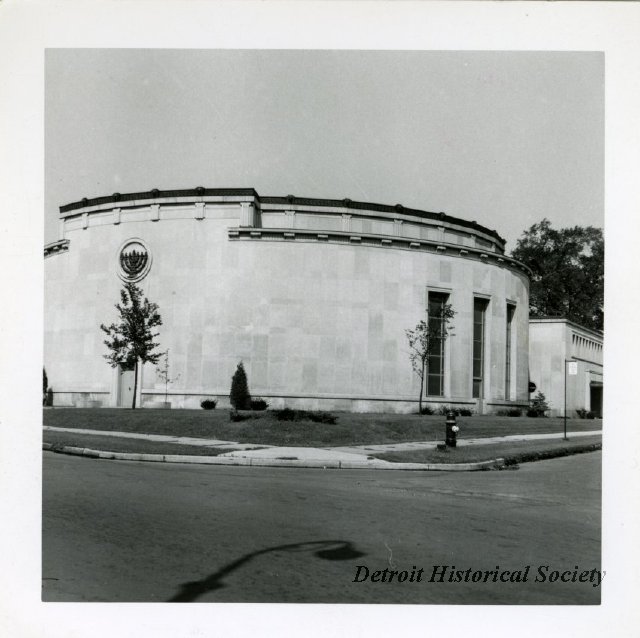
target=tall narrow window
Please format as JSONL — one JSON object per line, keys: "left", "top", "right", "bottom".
{"left": 427, "top": 292, "right": 448, "bottom": 396}
{"left": 505, "top": 304, "right": 515, "bottom": 400}
{"left": 473, "top": 298, "right": 489, "bottom": 398}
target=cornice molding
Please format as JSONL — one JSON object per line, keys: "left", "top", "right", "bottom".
{"left": 44, "top": 239, "right": 70, "bottom": 258}
{"left": 227, "top": 227, "right": 532, "bottom": 278}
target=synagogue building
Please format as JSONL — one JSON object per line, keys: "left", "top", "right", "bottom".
{"left": 44, "top": 188, "right": 532, "bottom": 413}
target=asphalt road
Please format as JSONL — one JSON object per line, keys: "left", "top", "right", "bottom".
{"left": 42, "top": 451, "right": 601, "bottom": 604}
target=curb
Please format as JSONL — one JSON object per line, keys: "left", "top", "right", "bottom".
{"left": 42, "top": 442, "right": 505, "bottom": 472}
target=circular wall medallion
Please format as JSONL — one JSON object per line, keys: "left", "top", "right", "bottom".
{"left": 117, "top": 238, "right": 152, "bottom": 282}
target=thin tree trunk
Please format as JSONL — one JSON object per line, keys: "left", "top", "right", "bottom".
{"left": 418, "top": 361, "right": 425, "bottom": 413}
{"left": 132, "top": 360, "right": 138, "bottom": 409}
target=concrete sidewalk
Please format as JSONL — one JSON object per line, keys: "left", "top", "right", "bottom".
{"left": 329, "top": 430, "right": 603, "bottom": 455}
{"left": 44, "top": 425, "right": 601, "bottom": 465}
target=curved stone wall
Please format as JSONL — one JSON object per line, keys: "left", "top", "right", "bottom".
{"left": 44, "top": 189, "right": 530, "bottom": 413}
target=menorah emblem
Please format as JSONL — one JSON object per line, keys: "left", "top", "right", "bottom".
{"left": 118, "top": 240, "right": 151, "bottom": 281}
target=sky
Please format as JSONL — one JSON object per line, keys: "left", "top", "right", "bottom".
{"left": 45, "top": 49, "right": 604, "bottom": 251}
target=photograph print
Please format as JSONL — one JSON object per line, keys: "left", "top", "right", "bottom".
{"left": 43, "top": 49, "right": 604, "bottom": 604}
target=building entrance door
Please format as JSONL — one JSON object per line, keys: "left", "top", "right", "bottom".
{"left": 118, "top": 365, "right": 135, "bottom": 407}
{"left": 590, "top": 384, "right": 603, "bottom": 418}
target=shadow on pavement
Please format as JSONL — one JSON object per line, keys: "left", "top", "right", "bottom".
{"left": 167, "top": 540, "right": 366, "bottom": 602}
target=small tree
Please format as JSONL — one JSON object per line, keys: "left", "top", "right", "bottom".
{"left": 406, "top": 304, "right": 455, "bottom": 413}
{"left": 527, "top": 391, "right": 550, "bottom": 418}
{"left": 100, "top": 282, "right": 163, "bottom": 409}
{"left": 230, "top": 361, "right": 251, "bottom": 410}
{"left": 157, "top": 348, "right": 181, "bottom": 404}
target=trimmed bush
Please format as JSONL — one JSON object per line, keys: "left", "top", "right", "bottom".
{"left": 436, "top": 405, "right": 474, "bottom": 417}
{"left": 274, "top": 408, "right": 338, "bottom": 424}
{"left": 200, "top": 399, "right": 218, "bottom": 410}
{"left": 496, "top": 408, "right": 523, "bottom": 417}
{"left": 275, "top": 407, "right": 297, "bottom": 421}
{"left": 230, "top": 362, "right": 251, "bottom": 410}
{"left": 576, "top": 408, "right": 596, "bottom": 419}
{"left": 307, "top": 411, "right": 338, "bottom": 424}
{"left": 250, "top": 397, "right": 269, "bottom": 411}
{"left": 420, "top": 405, "right": 435, "bottom": 415}
{"left": 229, "top": 410, "right": 264, "bottom": 422}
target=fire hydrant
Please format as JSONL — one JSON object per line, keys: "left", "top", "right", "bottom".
{"left": 445, "top": 411, "right": 458, "bottom": 448}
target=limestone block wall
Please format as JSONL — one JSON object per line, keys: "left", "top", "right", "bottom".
{"left": 44, "top": 189, "right": 530, "bottom": 413}
{"left": 529, "top": 319, "right": 603, "bottom": 417}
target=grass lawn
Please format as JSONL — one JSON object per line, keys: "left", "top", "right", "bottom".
{"left": 372, "top": 436, "right": 602, "bottom": 465}
{"left": 43, "top": 408, "right": 602, "bottom": 448}
{"left": 43, "top": 430, "right": 244, "bottom": 457}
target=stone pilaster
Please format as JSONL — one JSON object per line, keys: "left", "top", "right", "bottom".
{"left": 240, "top": 202, "right": 255, "bottom": 227}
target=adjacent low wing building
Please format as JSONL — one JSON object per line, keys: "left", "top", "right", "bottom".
{"left": 528, "top": 318, "right": 603, "bottom": 418}
{"left": 44, "top": 188, "right": 532, "bottom": 413}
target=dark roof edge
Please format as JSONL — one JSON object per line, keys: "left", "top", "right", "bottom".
{"left": 59, "top": 188, "right": 259, "bottom": 213}
{"left": 59, "top": 188, "right": 505, "bottom": 245}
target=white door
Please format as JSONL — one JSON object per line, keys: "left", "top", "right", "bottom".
{"left": 118, "top": 367, "right": 135, "bottom": 407}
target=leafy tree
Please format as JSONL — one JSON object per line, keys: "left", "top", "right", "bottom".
{"left": 511, "top": 219, "right": 603, "bottom": 331}
{"left": 230, "top": 361, "right": 251, "bottom": 410}
{"left": 405, "top": 303, "right": 455, "bottom": 413}
{"left": 100, "top": 282, "right": 163, "bottom": 409}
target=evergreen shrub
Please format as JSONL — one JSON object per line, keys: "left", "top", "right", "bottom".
{"left": 230, "top": 362, "right": 251, "bottom": 410}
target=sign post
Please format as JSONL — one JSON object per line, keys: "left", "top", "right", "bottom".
{"left": 564, "top": 360, "right": 578, "bottom": 440}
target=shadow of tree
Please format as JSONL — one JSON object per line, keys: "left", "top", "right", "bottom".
{"left": 167, "top": 539, "right": 366, "bottom": 602}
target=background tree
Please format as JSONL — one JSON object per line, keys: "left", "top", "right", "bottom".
{"left": 405, "top": 303, "right": 455, "bottom": 413}
{"left": 230, "top": 361, "right": 251, "bottom": 410}
{"left": 100, "top": 282, "right": 163, "bottom": 409}
{"left": 511, "top": 219, "right": 604, "bottom": 331}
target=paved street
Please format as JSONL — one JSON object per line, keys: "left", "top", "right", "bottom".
{"left": 42, "top": 451, "right": 601, "bottom": 604}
